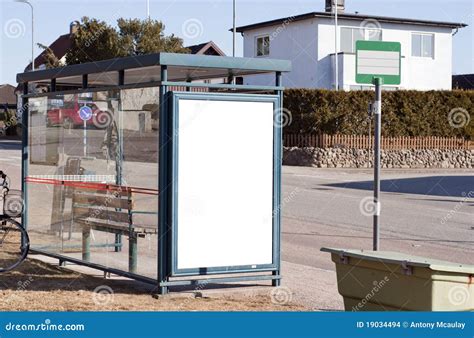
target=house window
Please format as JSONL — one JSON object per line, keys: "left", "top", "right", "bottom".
{"left": 256, "top": 36, "right": 270, "bottom": 57}
{"left": 412, "top": 33, "right": 434, "bottom": 58}
{"left": 340, "top": 27, "right": 382, "bottom": 53}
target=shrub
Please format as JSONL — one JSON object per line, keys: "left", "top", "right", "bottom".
{"left": 283, "top": 89, "right": 473, "bottom": 140}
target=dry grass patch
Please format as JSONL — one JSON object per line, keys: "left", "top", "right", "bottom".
{"left": 0, "top": 258, "right": 305, "bottom": 311}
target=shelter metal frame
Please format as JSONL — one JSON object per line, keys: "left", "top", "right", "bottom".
{"left": 17, "top": 52, "right": 291, "bottom": 294}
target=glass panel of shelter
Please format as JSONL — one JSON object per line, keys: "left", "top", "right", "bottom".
{"left": 27, "top": 87, "right": 159, "bottom": 278}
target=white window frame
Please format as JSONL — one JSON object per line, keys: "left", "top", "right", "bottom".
{"left": 340, "top": 26, "right": 383, "bottom": 54}
{"left": 255, "top": 35, "right": 270, "bottom": 57}
{"left": 411, "top": 32, "right": 435, "bottom": 59}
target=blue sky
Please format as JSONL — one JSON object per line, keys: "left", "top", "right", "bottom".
{"left": 0, "top": 0, "right": 472, "bottom": 85}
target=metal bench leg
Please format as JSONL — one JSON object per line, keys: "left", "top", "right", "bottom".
{"left": 129, "top": 233, "right": 137, "bottom": 274}
{"left": 82, "top": 226, "right": 91, "bottom": 261}
{"left": 115, "top": 234, "right": 122, "bottom": 252}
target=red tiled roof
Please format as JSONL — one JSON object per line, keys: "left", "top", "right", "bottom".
{"left": 25, "top": 33, "right": 72, "bottom": 71}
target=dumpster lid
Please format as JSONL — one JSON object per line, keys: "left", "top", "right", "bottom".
{"left": 321, "top": 248, "right": 474, "bottom": 274}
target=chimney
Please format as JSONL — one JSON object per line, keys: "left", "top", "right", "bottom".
{"left": 325, "top": 0, "right": 345, "bottom": 13}
{"left": 70, "top": 21, "right": 80, "bottom": 35}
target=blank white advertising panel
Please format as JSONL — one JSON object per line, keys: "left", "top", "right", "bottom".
{"left": 176, "top": 98, "right": 275, "bottom": 270}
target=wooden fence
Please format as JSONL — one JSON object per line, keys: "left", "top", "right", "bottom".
{"left": 283, "top": 134, "right": 473, "bottom": 150}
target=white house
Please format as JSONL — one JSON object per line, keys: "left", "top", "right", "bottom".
{"left": 236, "top": 0, "right": 467, "bottom": 90}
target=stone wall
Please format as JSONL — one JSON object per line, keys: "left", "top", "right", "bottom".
{"left": 283, "top": 147, "right": 473, "bottom": 169}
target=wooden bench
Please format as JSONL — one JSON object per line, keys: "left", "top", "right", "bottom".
{"left": 71, "top": 187, "right": 157, "bottom": 274}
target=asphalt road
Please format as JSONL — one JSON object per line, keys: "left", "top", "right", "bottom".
{"left": 281, "top": 166, "right": 474, "bottom": 273}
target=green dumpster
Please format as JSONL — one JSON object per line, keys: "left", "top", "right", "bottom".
{"left": 321, "top": 248, "right": 474, "bottom": 311}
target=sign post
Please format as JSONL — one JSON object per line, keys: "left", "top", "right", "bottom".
{"left": 79, "top": 105, "right": 93, "bottom": 157}
{"left": 373, "top": 77, "right": 382, "bottom": 251}
{"left": 356, "top": 40, "right": 401, "bottom": 251}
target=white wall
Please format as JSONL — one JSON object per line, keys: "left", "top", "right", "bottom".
{"left": 242, "top": 19, "right": 320, "bottom": 88}
{"left": 242, "top": 17, "right": 454, "bottom": 90}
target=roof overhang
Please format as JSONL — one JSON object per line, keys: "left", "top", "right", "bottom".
{"left": 234, "top": 12, "right": 468, "bottom": 33}
{"left": 17, "top": 52, "right": 292, "bottom": 87}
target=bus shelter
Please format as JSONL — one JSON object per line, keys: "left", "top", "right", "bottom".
{"left": 17, "top": 52, "right": 291, "bottom": 294}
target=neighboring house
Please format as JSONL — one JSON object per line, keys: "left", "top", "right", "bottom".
{"left": 26, "top": 21, "right": 80, "bottom": 72}
{"left": 452, "top": 74, "right": 474, "bottom": 90}
{"left": 15, "top": 21, "right": 79, "bottom": 109}
{"left": 235, "top": 0, "right": 467, "bottom": 90}
{"left": 187, "top": 41, "right": 226, "bottom": 56}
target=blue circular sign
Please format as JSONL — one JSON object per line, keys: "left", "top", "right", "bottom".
{"left": 78, "top": 106, "right": 93, "bottom": 121}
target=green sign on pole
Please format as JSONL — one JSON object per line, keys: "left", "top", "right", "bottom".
{"left": 355, "top": 40, "right": 401, "bottom": 251}
{"left": 356, "top": 41, "right": 401, "bottom": 85}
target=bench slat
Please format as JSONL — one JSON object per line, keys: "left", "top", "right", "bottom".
{"left": 73, "top": 193, "right": 132, "bottom": 209}
{"left": 74, "top": 207, "right": 130, "bottom": 223}
{"left": 75, "top": 218, "right": 158, "bottom": 235}
{"left": 74, "top": 188, "right": 131, "bottom": 197}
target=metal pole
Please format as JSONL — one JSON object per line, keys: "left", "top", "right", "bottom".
{"left": 146, "top": 0, "right": 150, "bottom": 20}
{"left": 30, "top": 2, "right": 34, "bottom": 71}
{"left": 334, "top": 1, "right": 338, "bottom": 90}
{"left": 83, "top": 120, "right": 87, "bottom": 157}
{"left": 232, "top": 0, "right": 236, "bottom": 57}
{"left": 273, "top": 71, "right": 283, "bottom": 287}
{"left": 21, "top": 82, "right": 29, "bottom": 231}
{"left": 82, "top": 75, "right": 88, "bottom": 157}
{"left": 14, "top": 0, "right": 34, "bottom": 71}
{"left": 158, "top": 65, "right": 169, "bottom": 295}
{"left": 231, "top": 0, "right": 236, "bottom": 85}
{"left": 373, "top": 77, "right": 382, "bottom": 251}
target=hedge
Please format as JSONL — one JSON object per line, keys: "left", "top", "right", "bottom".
{"left": 283, "top": 89, "right": 473, "bottom": 140}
